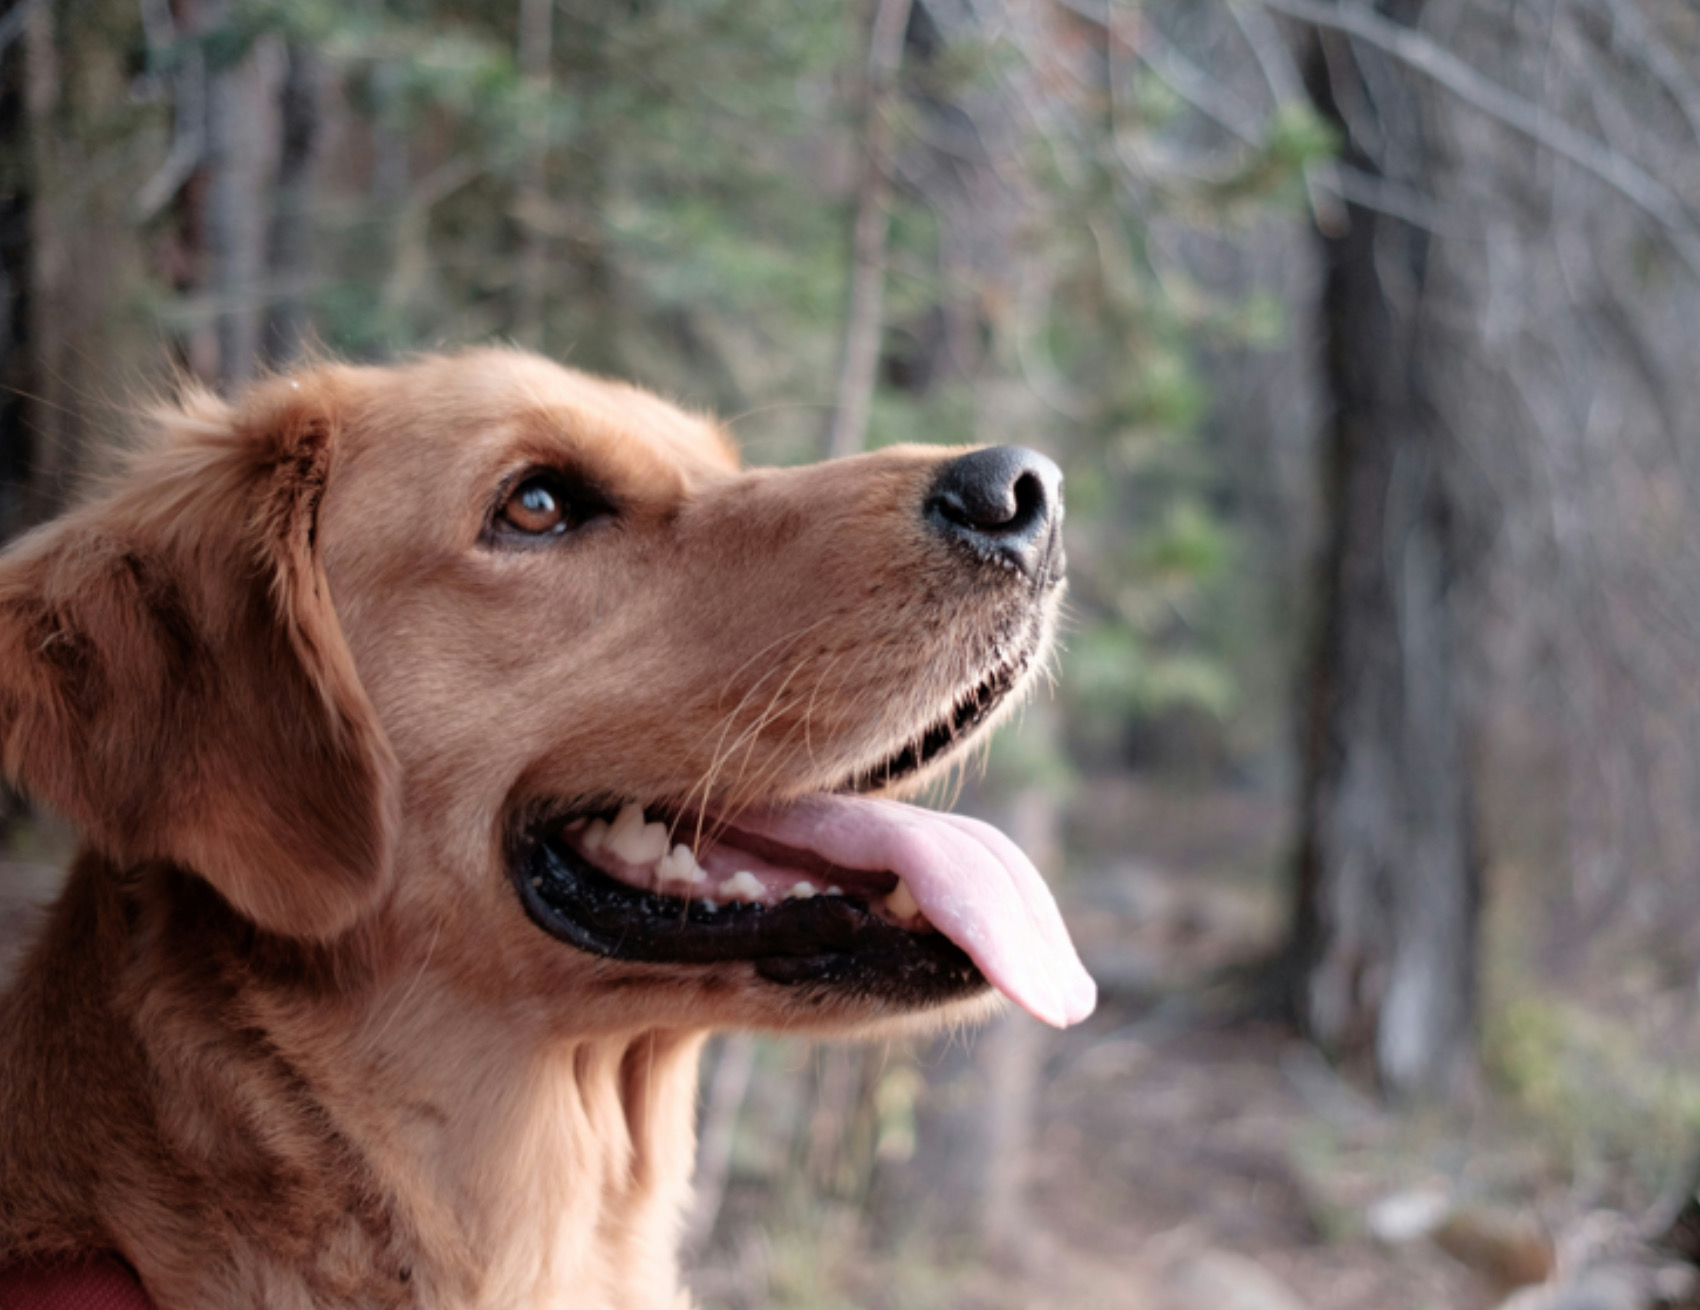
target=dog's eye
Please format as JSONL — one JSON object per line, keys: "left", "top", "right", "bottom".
{"left": 503, "top": 477, "right": 569, "bottom": 534}
{"left": 493, "top": 471, "right": 607, "bottom": 541}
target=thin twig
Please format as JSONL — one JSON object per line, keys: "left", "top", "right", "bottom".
{"left": 1053, "top": 0, "right": 1267, "bottom": 144}
{"left": 1228, "top": 0, "right": 1307, "bottom": 107}
{"left": 1314, "top": 159, "right": 1459, "bottom": 235}
{"left": 1226, "top": 0, "right": 1348, "bottom": 230}
{"left": 1135, "top": 22, "right": 1265, "bottom": 145}
{"left": 133, "top": 4, "right": 205, "bottom": 223}
{"left": 1593, "top": 0, "right": 1700, "bottom": 145}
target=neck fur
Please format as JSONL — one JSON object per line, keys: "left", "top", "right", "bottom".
{"left": 349, "top": 991, "right": 708, "bottom": 1309}
{"left": 0, "top": 864, "right": 710, "bottom": 1310}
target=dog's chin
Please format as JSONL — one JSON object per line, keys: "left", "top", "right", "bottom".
{"left": 508, "top": 635, "right": 1048, "bottom": 1018}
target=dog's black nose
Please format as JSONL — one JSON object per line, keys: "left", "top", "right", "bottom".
{"left": 926, "top": 446, "right": 1064, "bottom": 582}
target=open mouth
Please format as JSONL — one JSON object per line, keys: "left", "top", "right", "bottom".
{"left": 512, "top": 645, "right": 1097, "bottom": 1027}
{"left": 516, "top": 800, "right": 986, "bottom": 1004}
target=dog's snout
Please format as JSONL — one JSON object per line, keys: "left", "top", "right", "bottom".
{"left": 926, "top": 446, "right": 1064, "bottom": 582}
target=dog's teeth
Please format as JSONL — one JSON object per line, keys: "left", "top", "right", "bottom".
{"left": 581, "top": 818, "right": 610, "bottom": 853}
{"left": 606, "top": 802, "right": 645, "bottom": 850}
{"left": 656, "top": 844, "right": 703, "bottom": 885}
{"left": 887, "top": 878, "right": 919, "bottom": 921}
{"left": 825, "top": 885, "right": 843, "bottom": 896}
{"left": 719, "top": 871, "right": 766, "bottom": 903}
{"left": 786, "top": 881, "right": 817, "bottom": 900}
{"left": 699, "top": 898, "right": 717, "bottom": 912}
{"left": 637, "top": 822, "right": 671, "bottom": 862}
{"left": 607, "top": 804, "right": 669, "bottom": 864}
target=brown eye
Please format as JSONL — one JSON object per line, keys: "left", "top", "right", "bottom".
{"left": 489, "top": 469, "right": 613, "bottom": 546}
{"left": 502, "top": 476, "right": 569, "bottom": 535}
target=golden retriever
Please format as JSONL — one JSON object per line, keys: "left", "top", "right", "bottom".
{"left": 0, "top": 349, "right": 1094, "bottom": 1309}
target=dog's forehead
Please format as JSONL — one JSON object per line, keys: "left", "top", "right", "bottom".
{"left": 352, "top": 349, "right": 740, "bottom": 487}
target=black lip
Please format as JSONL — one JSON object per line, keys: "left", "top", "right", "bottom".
{"left": 514, "top": 828, "right": 987, "bottom": 999}
{"left": 846, "top": 643, "right": 1035, "bottom": 793}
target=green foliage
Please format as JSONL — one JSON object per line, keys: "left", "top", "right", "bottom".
{"left": 864, "top": 383, "right": 978, "bottom": 453}
{"left": 1266, "top": 100, "right": 1341, "bottom": 171}
{"left": 1070, "top": 622, "right": 1235, "bottom": 721}
{"left": 988, "top": 15, "right": 1335, "bottom": 784}
{"left": 1484, "top": 995, "right": 1700, "bottom": 1199}
{"left": 192, "top": 0, "right": 863, "bottom": 406}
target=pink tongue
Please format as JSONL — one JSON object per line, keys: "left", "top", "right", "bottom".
{"left": 728, "top": 795, "right": 1097, "bottom": 1029}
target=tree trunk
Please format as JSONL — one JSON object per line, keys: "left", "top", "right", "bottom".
{"left": 1290, "top": 4, "right": 1479, "bottom": 1099}
{"left": 29, "top": 0, "right": 154, "bottom": 500}
{"left": 512, "top": 0, "right": 552, "bottom": 351}
{"left": 0, "top": 1, "right": 36, "bottom": 543}
{"left": 683, "top": 1033, "right": 755, "bottom": 1255}
{"left": 979, "top": 785, "right": 1055, "bottom": 1270}
{"left": 0, "top": 1, "right": 38, "bottom": 848}
{"left": 825, "top": 0, "right": 912, "bottom": 460}
{"left": 261, "top": 41, "right": 319, "bottom": 368}
{"left": 201, "top": 0, "right": 262, "bottom": 389}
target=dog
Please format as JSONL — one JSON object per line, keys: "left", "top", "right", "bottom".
{"left": 0, "top": 348, "right": 1095, "bottom": 1309}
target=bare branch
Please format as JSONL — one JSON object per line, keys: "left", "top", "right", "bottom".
{"left": 1593, "top": 0, "right": 1700, "bottom": 144}
{"left": 1314, "top": 160, "right": 1458, "bottom": 234}
{"left": 1225, "top": 2, "right": 1347, "bottom": 230}
{"left": 133, "top": 4, "right": 206, "bottom": 222}
{"left": 1254, "top": 0, "right": 1700, "bottom": 276}
{"left": 1053, "top": 0, "right": 1265, "bottom": 142}
{"left": 1227, "top": 0, "right": 1307, "bottom": 109}
{"left": 1136, "top": 21, "right": 1266, "bottom": 145}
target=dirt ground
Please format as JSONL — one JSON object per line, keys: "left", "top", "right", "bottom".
{"left": 686, "top": 968, "right": 1498, "bottom": 1310}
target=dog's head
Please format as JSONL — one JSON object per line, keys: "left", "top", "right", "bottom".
{"left": 0, "top": 349, "right": 1094, "bottom": 1033}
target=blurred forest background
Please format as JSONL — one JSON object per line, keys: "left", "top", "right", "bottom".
{"left": 3, "top": 0, "right": 1700, "bottom": 1306}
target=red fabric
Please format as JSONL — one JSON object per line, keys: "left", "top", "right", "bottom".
{"left": 0, "top": 1258, "right": 153, "bottom": 1310}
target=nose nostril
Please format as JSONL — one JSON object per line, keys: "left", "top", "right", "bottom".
{"left": 935, "top": 494, "right": 978, "bottom": 532}
{"left": 1009, "top": 471, "right": 1043, "bottom": 530}
{"left": 926, "top": 445, "right": 1064, "bottom": 581}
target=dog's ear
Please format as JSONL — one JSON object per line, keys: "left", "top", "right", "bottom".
{"left": 0, "top": 373, "right": 398, "bottom": 940}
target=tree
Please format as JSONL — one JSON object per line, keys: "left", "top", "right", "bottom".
{"left": 0, "top": 2, "right": 36, "bottom": 544}
{"left": 825, "top": 0, "right": 913, "bottom": 459}
{"left": 510, "top": 0, "right": 551, "bottom": 351}
{"left": 261, "top": 39, "right": 321, "bottom": 368}
{"left": 1282, "top": 0, "right": 1700, "bottom": 1094}
{"left": 1286, "top": 1, "right": 1479, "bottom": 1099}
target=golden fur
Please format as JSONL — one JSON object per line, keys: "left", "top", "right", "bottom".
{"left": 0, "top": 349, "right": 1056, "bottom": 1308}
